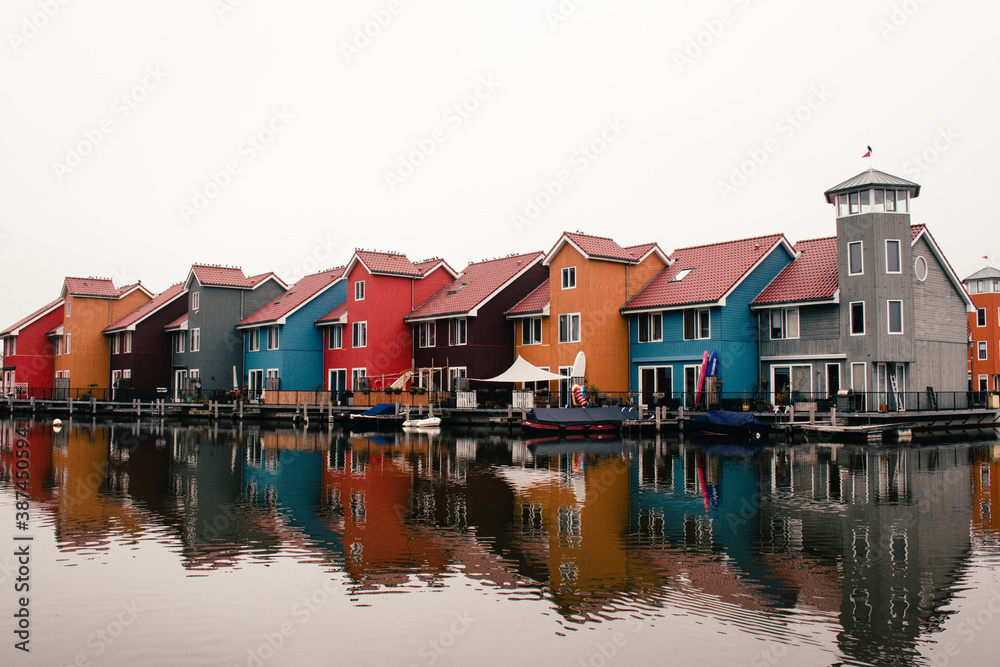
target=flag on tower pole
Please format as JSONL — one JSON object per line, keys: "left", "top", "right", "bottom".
{"left": 862, "top": 146, "right": 872, "bottom": 158}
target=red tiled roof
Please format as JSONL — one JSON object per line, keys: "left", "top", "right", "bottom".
{"left": 191, "top": 264, "right": 252, "bottom": 287}
{"left": 625, "top": 234, "right": 788, "bottom": 310}
{"left": 413, "top": 258, "right": 457, "bottom": 278}
{"left": 406, "top": 252, "right": 543, "bottom": 321}
{"left": 104, "top": 284, "right": 187, "bottom": 333}
{"left": 1, "top": 298, "right": 64, "bottom": 337}
{"left": 238, "top": 269, "right": 343, "bottom": 327}
{"left": 316, "top": 300, "right": 349, "bottom": 325}
{"left": 248, "top": 271, "right": 287, "bottom": 289}
{"left": 910, "top": 224, "right": 925, "bottom": 241}
{"left": 164, "top": 314, "right": 188, "bottom": 330}
{"left": 355, "top": 250, "right": 424, "bottom": 277}
{"left": 553, "top": 232, "right": 661, "bottom": 264}
{"left": 752, "top": 237, "right": 839, "bottom": 305}
{"left": 63, "top": 277, "right": 120, "bottom": 297}
{"left": 506, "top": 279, "right": 550, "bottom": 316}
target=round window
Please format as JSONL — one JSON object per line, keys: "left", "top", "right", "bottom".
{"left": 914, "top": 255, "right": 928, "bottom": 281}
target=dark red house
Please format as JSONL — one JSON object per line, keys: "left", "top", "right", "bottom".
{"left": 405, "top": 252, "right": 547, "bottom": 390}
{"left": 316, "top": 250, "right": 456, "bottom": 393}
{"left": 1, "top": 298, "right": 64, "bottom": 398}
{"left": 103, "top": 283, "right": 188, "bottom": 400}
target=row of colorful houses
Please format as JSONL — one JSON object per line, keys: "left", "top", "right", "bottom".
{"left": 0, "top": 169, "right": 985, "bottom": 408}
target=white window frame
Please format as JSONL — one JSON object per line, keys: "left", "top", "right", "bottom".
{"left": 191, "top": 291, "right": 200, "bottom": 311}
{"left": 448, "top": 366, "right": 467, "bottom": 391}
{"left": 769, "top": 307, "right": 800, "bottom": 340}
{"left": 887, "top": 300, "right": 903, "bottom": 335}
{"left": 418, "top": 321, "right": 436, "bottom": 348}
{"left": 354, "top": 280, "right": 365, "bottom": 301}
{"left": 328, "top": 325, "right": 342, "bottom": 350}
{"left": 558, "top": 313, "right": 581, "bottom": 343}
{"left": 267, "top": 325, "right": 279, "bottom": 350}
{"left": 449, "top": 318, "right": 467, "bottom": 346}
{"left": 977, "top": 308, "right": 987, "bottom": 328}
{"left": 248, "top": 329, "right": 260, "bottom": 352}
{"left": 65, "top": 301, "right": 71, "bottom": 317}
{"left": 190, "top": 328, "right": 201, "bottom": 352}
{"left": 885, "top": 240, "right": 902, "bottom": 274}
{"left": 979, "top": 341, "right": 988, "bottom": 361}
{"left": 353, "top": 321, "right": 367, "bottom": 348}
{"left": 122, "top": 369, "right": 132, "bottom": 380}
{"left": 522, "top": 317, "right": 542, "bottom": 345}
{"left": 328, "top": 368, "right": 347, "bottom": 392}
{"left": 848, "top": 241, "right": 864, "bottom": 276}
{"left": 352, "top": 368, "right": 367, "bottom": 391}
{"left": 64, "top": 333, "right": 71, "bottom": 355}
{"left": 561, "top": 266, "right": 576, "bottom": 290}
{"left": 123, "top": 331, "right": 132, "bottom": 354}
{"left": 683, "top": 309, "right": 711, "bottom": 341}
{"left": 979, "top": 375, "right": 989, "bottom": 392}
{"left": 175, "top": 332, "right": 185, "bottom": 354}
{"left": 850, "top": 301, "right": 865, "bottom": 336}
{"left": 112, "top": 334, "right": 120, "bottom": 355}
{"left": 637, "top": 313, "right": 663, "bottom": 343}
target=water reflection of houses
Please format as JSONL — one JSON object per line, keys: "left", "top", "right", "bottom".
{"left": 970, "top": 444, "right": 1000, "bottom": 546}
{"left": 759, "top": 444, "right": 973, "bottom": 665}
{"left": 0, "top": 420, "right": 55, "bottom": 501}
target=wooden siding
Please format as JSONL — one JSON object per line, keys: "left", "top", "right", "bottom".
{"left": 1, "top": 307, "right": 61, "bottom": 391}
{"left": 625, "top": 254, "right": 667, "bottom": 301}
{"left": 837, "top": 212, "right": 915, "bottom": 363}
{"left": 757, "top": 304, "right": 840, "bottom": 358}
{"left": 109, "top": 295, "right": 188, "bottom": 390}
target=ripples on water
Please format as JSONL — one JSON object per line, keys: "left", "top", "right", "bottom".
{"left": 1, "top": 419, "right": 999, "bottom": 665}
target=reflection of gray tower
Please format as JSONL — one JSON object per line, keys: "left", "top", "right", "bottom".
{"left": 825, "top": 170, "right": 919, "bottom": 408}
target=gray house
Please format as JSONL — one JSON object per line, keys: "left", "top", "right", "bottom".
{"left": 167, "top": 264, "right": 287, "bottom": 400}
{"left": 751, "top": 169, "right": 974, "bottom": 410}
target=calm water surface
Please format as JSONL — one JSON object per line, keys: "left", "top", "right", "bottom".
{"left": 1, "top": 418, "right": 999, "bottom": 666}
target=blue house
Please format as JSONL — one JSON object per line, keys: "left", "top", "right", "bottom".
{"left": 620, "top": 234, "right": 796, "bottom": 409}
{"left": 236, "top": 267, "right": 346, "bottom": 397}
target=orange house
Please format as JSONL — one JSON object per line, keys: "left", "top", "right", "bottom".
{"left": 963, "top": 266, "right": 1000, "bottom": 392}
{"left": 51, "top": 277, "right": 153, "bottom": 393}
{"left": 506, "top": 232, "right": 667, "bottom": 396}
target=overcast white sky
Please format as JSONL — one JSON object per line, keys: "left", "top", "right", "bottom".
{"left": 1, "top": 0, "right": 996, "bottom": 328}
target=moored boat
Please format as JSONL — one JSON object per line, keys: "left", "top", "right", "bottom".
{"left": 520, "top": 406, "right": 639, "bottom": 435}
{"left": 688, "top": 410, "right": 770, "bottom": 441}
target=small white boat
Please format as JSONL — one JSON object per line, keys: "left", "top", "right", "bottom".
{"left": 403, "top": 416, "right": 441, "bottom": 428}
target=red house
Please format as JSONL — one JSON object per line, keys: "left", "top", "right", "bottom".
{"left": 1, "top": 298, "right": 64, "bottom": 398}
{"left": 316, "top": 250, "right": 456, "bottom": 394}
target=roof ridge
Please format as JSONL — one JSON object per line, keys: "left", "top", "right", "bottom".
{"left": 673, "top": 233, "right": 783, "bottom": 254}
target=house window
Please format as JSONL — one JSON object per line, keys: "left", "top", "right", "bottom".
{"left": 558, "top": 313, "right": 581, "bottom": 343}
{"left": 637, "top": 313, "right": 662, "bottom": 343}
{"left": 190, "top": 328, "right": 201, "bottom": 352}
{"left": 328, "top": 368, "right": 347, "bottom": 392}
{"left": 683, "top": 309, "right": 710, "bottom": 340}
{"left": 192, "top": 292, "right": 200, "bottom": 311}
{"left": 979, "top": 341, "right": 988, "bottom": 361}
{"left": 267, "top": 325, "right": 279, "bottom": 350}
{"left": 123, "top": 331, "right": 132, "bottom": 354}
{"left": 353, "top": 321, "right": 367, "bottom": 348}
{"left": 886, "top": 240, "right": 901, "bottom": 274}
{"left": 64, "top": 333, "right": 70, "bottom": 354}
{"left": 561, "top": 267, "right": 576, "bottom": 289}
{"left": 418, "top": 322, "right": 436, "bottom": 348}
{"left": 850, "top": 302, "right": 865, "bottom": 335}
{"left": 328, "top": 325, "right": 342, "bottom": 350}
{"left": 980, "top": 375, "right": 989, "bottom": 392}
{"left": 448, "top": 367, "right": 467, "bottom": 391}
{"left": 849, "top": 241, "right": 863, "bottom": 275}
{"left": 449, "top": 318, "right": 467, "bottom": 346}
{"left": 670, "top": 268, "right": 693, "bottom": 283}
{"left": 522, "top": 318, "right": 542, "bottom": 345}
{"left": 175, "top": 332, "right": 185, "bottom": 353}
{"left": 123, "top": 369, "right": 132, "bottom": 380}
{"left": 112, "top": 334, "right": 120, "bottom": 355}
{"left": 769, "top": 308, "right": 800, "bottom": 340}
{"left": 352, "top": 368, "right": 367, "bottom": 391}
{"left": 355, "top": 281, "right": 365, "bottom": 301}
{"left": 248, "top": 329, "right": 260, "bottom": 352}
{"left": 978, "top": 308, "right": 987, "bottom": 327}
{"left": 888, "top": 301, "right": 903, "bottom": 334}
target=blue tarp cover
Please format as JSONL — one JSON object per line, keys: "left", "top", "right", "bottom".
{"left": 690, "top": 410, "right": 769, "bottom": 433}
{"left": 358, "top": 403, "right": 399, "bottom": 417}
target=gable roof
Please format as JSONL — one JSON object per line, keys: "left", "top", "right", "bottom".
{"left": 406, "top": 252, "right": 544, "bottom": 322}
{"left": 1, "top": 298, "right": 64, "bottom": 337}
{"left": 185, "top": 265, "right": 288, "bottom": 291}
{"left": 543, "top": 232, "right": 668, "bottom": 266}
{"left": 351, "top": 250, "right": 424, "bottom": 277}
{"left": 824, "top": 168, "right": 921, "bottom": 203}
{"left": 237, "top": 268, "right": 345, "bottom": 329}
{"left": 623, "top": 234, "right": 793, "bottom": 312}
{"left": 164, "top": 314, "right": 188, "bottom": 331}
{"left": 506, "top": 279, "right": 550, "bottom": 318}
{"left": 752, "top": 237, "right": 839, "bottom": 306}
{"left": 413, "top": 258, "right": 459, "bottom": 278}
{"left": 104, "top": 284, "right": 187, "bottom": 333}
{"left": 911, "top": 225, "right": 976, "bottom": 312}
{"left": 315, "top": 300, "right": 349, "bottom": 326}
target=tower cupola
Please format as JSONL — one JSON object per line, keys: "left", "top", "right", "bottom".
{"left": 824, "top": 169, "right": 920, "bottom": 218}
